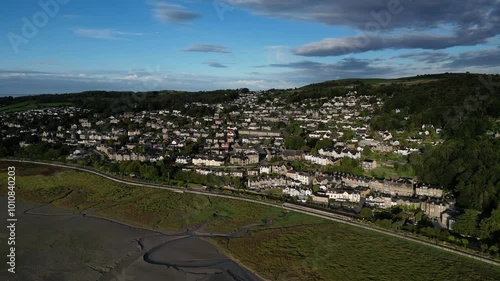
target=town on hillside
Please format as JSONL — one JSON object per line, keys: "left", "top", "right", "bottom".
{"left": 1, "top": 89, "right": 465, "bottom": 231}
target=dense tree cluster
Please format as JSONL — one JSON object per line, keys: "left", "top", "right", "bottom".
{"left": 371, "top": 74, "right": 499, "bottom": 132}
{"left": 15, "top": 142, "right": 71, "bottom": 161}
{"left": 1, "top": 89, "right": 242, "bottom": 115}
{"left": 411, "top": 138, "right": 500, "bottom": 210}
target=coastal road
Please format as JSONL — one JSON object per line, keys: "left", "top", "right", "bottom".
{"left": 2, "top": 158, "right": 499, "bottom": 267}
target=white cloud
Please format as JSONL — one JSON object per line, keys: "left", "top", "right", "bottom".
{"left": 183, "top": 44, "right": 231, "bottom": 53}
{"left": 74, "top": 28, "right": 144, "bottom": 40}
{"left": 152, "top": 2, "right": 200, "bottom": 24}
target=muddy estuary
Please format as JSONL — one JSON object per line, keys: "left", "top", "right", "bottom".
{"left": 0, "top": 197, "right": 263, "bottom": 281}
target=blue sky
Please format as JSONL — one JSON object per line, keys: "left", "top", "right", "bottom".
{"left": 1, "top": 0, "right": 499, "bottom": 95}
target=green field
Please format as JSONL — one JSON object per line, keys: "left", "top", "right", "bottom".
{"left": 0, "top": 101, "right": 73, "bottom": 112}
{"left": 1, "top": 162, "right": 499, "bottom": 281}
{"left": 297, "top": 75, "right": 447, "bottom": 91}
{"left": 217, "top": 224, "right": 500, "bottom": 281}
{"left": 0, "top": 163, "right": 320, "bottom": 232}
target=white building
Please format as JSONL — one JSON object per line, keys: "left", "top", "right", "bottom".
{"left": 283, "top": 187, "right": 312, "bottom": 198}
{"left": 175, "top": 157, "right": 192, "bottom": 165}
{"left": 415, "top": 185, "right": 443, "bottom": 198}
{"left": 192, "top": 156, "right": 224, "bottom": 167}
{"left": 304, "top": 154, "right": 336, "bottom": 166}
{"left": 296, "top": 173, "right": 313, "bottom": 185}
{"left": 326, "top": 189, "right": 361, "bottom": 203}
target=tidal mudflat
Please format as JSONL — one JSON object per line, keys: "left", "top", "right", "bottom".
{"left": 0, "top": 196, "right": 262, "bottom": 281}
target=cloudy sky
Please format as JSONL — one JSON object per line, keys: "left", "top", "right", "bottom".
{"left": 1, "top": 0, "right": 499, "bottom": 95}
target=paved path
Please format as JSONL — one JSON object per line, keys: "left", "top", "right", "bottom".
{"left": 2, "top": 158, "right": 499, "bottom": 267}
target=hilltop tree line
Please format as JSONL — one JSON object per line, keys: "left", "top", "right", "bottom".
{"left": 370, "top": 74, "right": 500, "bottom": 133}
{"left": 1, "top": 89, "right": 245, "bottom": 115}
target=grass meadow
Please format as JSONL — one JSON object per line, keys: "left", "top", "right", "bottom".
{"left": 0, "top": 101, "right": 73, "bottom": 113}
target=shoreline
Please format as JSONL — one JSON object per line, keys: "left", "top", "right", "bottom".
{"left": 0, "top": 196, "right": 265, "bottom": 281}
